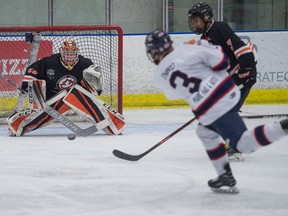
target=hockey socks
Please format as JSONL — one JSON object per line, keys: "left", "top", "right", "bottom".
{"left": 237, "top": 121, "right": 287, "bottom": 154}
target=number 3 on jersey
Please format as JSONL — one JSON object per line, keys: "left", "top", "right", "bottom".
{"left": 169, "top": 70, "right": 201, "bottom": 94}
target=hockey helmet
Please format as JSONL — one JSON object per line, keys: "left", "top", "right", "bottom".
{"left": 60, "top": 40, "right": 79, "bottom": 70}
{"left": 188, "top": 2, "right": 213, "bottom": 34}
{"left": 145, "top": 29, "right": 173, "bottom": 65}
{"left": 188, "top": 2, "right": 213, "bottom": 20}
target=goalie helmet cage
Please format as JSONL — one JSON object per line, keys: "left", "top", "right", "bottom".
{"left": 0, "top": 25, "right": 123, "bottom": 120}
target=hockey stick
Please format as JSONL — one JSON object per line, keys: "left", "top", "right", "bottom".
{"left": 44, "top": 104, "right": 108, "bottom": 137}
{"left": 112, "top": 68, "right": 241, "bottom": 161}
{"left": 112, "top": 117, "right": 196, "bottom": 161}
{"left": 0, "top": 73, "right": 108, "bottom": 137}
{"left": 239, "top": 109, "right": 288, "bottom": 119}
{"left": 241, "top": 113, "right": 288, "bottom": 119}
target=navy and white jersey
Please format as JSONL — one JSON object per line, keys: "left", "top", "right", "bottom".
{"left": 22, "top": 53, "right": 93, "bottom": 100}
{"left": 154, "top": 40, "right": 240, "bottom": 125}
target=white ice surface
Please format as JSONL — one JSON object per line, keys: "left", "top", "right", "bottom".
{"left": 0, "top": 104, "right": 288, "bottom": 216}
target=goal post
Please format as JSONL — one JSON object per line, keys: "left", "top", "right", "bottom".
{"left": 0, "top": 25, "right": 123, "bottom": 119}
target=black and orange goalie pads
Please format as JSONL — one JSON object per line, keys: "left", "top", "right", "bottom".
{"left": 7, "top": 90, "right": 70, "bottom": 136}
{"left": 63, "top": 84, "right": 125, "bottom": 135}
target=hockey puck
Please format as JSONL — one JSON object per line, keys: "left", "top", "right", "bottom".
{"left": 68, "top": 134, "right": 76, "bottom": 140}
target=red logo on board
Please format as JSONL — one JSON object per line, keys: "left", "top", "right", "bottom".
{"left": 0, "top": 40, "right": 52, "bottom": 90}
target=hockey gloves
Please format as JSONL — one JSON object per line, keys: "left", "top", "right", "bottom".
{"left": 83, "top": 65, "right": 104, "bottom": 96}
{"left": 238, "top": 65, "right": 257, "bottom": 88}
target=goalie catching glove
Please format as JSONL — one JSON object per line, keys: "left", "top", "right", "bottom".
{"left": 83, "top": 65, "right": 104, "bottom": 95}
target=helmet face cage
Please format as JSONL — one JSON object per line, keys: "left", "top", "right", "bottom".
{"left": 145, "top": 29, "right": 173, "bottom": 65}
{"left": 188, "top": 2, "right": 213, "bottom": 34}
{"left": 60, "top": 40, "right": 79, "bottom": 66}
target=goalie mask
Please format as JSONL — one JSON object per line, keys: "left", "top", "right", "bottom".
{"left": 188, "top": 2, "right": 213, "bottom": 34}
{"left": 60, "top": 40, "right": 79, "bottom": 70}
{"left": 145, "top": 29, "right": 173, "bottom": 65}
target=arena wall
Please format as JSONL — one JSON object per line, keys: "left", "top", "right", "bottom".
{"left": 122, "top": 31, "right": 288, "bottom": 108}
{"left": 1, "top": 31, "right": 287, "bottom": 112}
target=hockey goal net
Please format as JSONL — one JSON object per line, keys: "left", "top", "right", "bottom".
{"left": 0, "top": 25, "right": 123, "bottom": 121}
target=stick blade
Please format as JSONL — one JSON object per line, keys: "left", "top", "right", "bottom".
{"left": 112, "top": 149, "right": 141, "bottom": 161}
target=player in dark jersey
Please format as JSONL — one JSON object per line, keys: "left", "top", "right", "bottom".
{"left": 21, "top": 40, "right": 99, "bottom": 99}
{"left": 187, "top": 2, "right": 258, "bottom": 161}
{"left": 7, "top": 40, "right": 125, "bottom": 136}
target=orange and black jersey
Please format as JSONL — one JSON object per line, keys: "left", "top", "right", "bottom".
{"left": 201, "top": 21, "right": 256, "bottom": 72}
{"left": 22, "top": 53, "right": 93, "bottom": 100}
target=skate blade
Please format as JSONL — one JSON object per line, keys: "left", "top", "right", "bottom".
{"left": 211, "top": 186, "right": 240, "bottom": 194}
{"left": 229, "top": 158, "right": 245, "bottom": 162}
{"left": 229, "top": 155, "right": 245, "bottom": 162}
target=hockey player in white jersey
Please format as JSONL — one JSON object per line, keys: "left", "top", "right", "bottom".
{"left": 145, "top": 29, "right": 288, "bottom": 194}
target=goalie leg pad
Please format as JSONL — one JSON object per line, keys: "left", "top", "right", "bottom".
{"left": 7, "top": 90, "right": 70, "bottom": 136}
{"left": 63, "top": 85, "right": 108, "bottom": 123}
{"left": 102, "top": 103, "right": 126, "bottom": 135}
{"left": 7, "top": 109, "right": 39, "bottom": 136}
{"left": 63, "top": 85, "right": 125, "bottom": 135}
{"left": 23, "top": 92, "right": 71, "bottom": 134}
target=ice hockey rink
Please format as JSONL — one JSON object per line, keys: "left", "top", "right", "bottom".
{"left": 0, "top": 104, "right": 288, "bottom": 216}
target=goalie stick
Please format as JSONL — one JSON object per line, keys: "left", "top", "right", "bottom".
{"left": 112, "top": 117, "right": 196, "bottom": 161}
{"left": 44, "top": 104, "right": 108, "bottom": 137}
{"left": 0, "top": 73, "right": 107, "bottom": 137}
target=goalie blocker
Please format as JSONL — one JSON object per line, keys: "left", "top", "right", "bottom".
{"left": 7, "top": 80, "right": 125, "bottom": 136}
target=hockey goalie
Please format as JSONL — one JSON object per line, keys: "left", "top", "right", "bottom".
{"left": 7, "top": 40, "right": 125, "bottom": 137}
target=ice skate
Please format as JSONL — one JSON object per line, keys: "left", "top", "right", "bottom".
{"left": 225, "top": 143, "right": 244, "bottom": 162}
{"left": 228, "top": 148, "right": 244, "bottom": 162}
{"left": 208, "top": 164, "right": 239, "bottom": 194}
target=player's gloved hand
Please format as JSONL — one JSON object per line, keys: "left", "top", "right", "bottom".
{"left": 238, "top": 65, "right": 257, "bottom": 88}
{"left": 83, "top": 65, "right": 104, "bottom": 96}
{"left": 230, "top": 73, "right": 242, "bottom": 86}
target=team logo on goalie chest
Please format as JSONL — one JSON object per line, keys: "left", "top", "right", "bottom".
{"left": 57, "top": 75, "right": 77, "bottom": 90}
